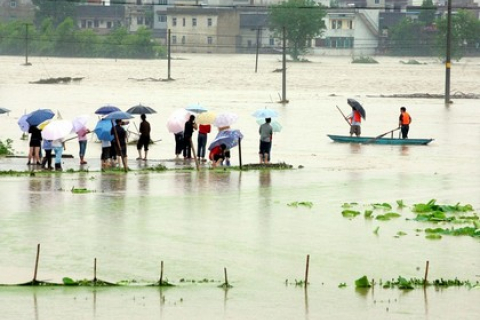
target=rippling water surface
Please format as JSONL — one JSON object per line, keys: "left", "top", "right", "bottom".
{"left": 0, "top": 54, "right": 479, "bottom": 320}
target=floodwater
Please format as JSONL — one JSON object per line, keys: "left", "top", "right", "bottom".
{"left": 0, "top": 54, "right": 480, "bottom": 319}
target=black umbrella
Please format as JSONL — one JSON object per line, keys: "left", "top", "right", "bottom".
{"left": 126, "top": 104, "right": 157, "bottom": 115}
{"left": 347, "top": 98, "right": 366, "bottom": 119}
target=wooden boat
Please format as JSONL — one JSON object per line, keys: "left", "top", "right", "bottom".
{"left": 327, "top": 134, "right": 433, "bottom": 145}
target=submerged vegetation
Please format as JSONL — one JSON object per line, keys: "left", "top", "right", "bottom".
{"left": 355, "top": 275, "right": 479, "bottom": 290}
{"left": 0, "top": 139, "right": 14, "bottom": 156}
{"left": 340, "top": 199, "right": 480, "bottom": 239}
{"left": 351, "top": 56, "right": 378, "bottom": 64}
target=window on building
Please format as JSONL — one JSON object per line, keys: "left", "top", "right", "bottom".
{"left": 172, "top": 17, "right": 177, "bottom": 26}
{"left": 374, "top": 0, "right": 380, "bottom": 4}
{"left": 10, "top": 0, "right": 17, "bottom": 8}
{"left": 94, "top": 20, "right": 99, "bottom": 28}
{"left": 207, "top": 37, "right": 213, "bottom": 44}
{"left": 107, "top": 21, "right": 112, "bottom": 29}
{"left": 172, "top": 35, "right": 177, "bottom": 44}
{"left": 87, "top": 21, "right": 93, "bottom": 28}
{"left": 331, "top": 20, "right": 343, "bottom": 29}
{"left": 325, "top": 37, "right": 354, "bottom": 48}
{"left": 81, "top": 20, "right": 87, "bottom": 28}
{"left": 181, "top": 36, "right": 185, "bottom": 44}
{"left": 137, "top": 17, "right": 144, "bottom": 25}
{"left": 192, "top": 18, "right": 197, "bottom": 27}
{"left": 182, "top": 18, "right": 186, "bottom": 27}
{"left": 269, "top": 37, "right": 274, "bottom": 46}
{"left": 158, "top": 0, "right": 167, "bottom": 4}
{"left": 136, "top": 0, "right": 141, "bottom": 4}
{"left": 158, "top": 15, "right": 167, "bottom": 22}
{"left": 349, "top": 20, "right": 353, "bottom": 29}
{"left": 207, "top": 18, "right": 212, "bottom": 27}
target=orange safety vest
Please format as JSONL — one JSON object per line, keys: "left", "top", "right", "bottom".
{"left": 401, "top": 112, "right": 411, "bottom": 125}
{"left": 351, "top": 110, "right": 361, "bottom": 123}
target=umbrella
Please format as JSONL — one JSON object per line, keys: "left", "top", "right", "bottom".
{"left": 185, "top": 104, "right": 208, "bottom": 114}
{"left": 256, "top": 118, "right": 282, "bottom": 133}
{"left": 208, "top": 129, "right": 244, "bottom": 150}
{"left": 26, "top": 109, "right": 55, "bottom": 126}
{"left": 347, "top": 98, "right": 366, "bottom": 119}
{"left": 95, "top": 105, "right": 120, "bottom": 115}
{"left": 72, "top": 115, "right": 90, "bottom": 133}
{"left": 103, "top": 111, "right": 134, "bottom": 120}
{"left": 126, "top": 104, "right": 157, "bottom": 115}
{"left": 37, "top": 119, "right": 52, "bottom": 130}
{"left": 167, "top": 109, "right": 191, "bottom": 134}
{"left": 252, "top": 108, "right": 278, "bottom": 119}
{"left": 93, "top": 119, "right": 114, "bottom": 141}
{"left": 41, "top": 120, "right": 74, "bottom": 141}
{"left": 196, "top": 111, "right": 216, "bottom": 125}
{"left": 0, "top": 107, "right": 10, "bottom": 115}
{"left": 214, "top": 113, "right": 238, "bottom": 128}
{"left": 18, "top": 114, "right": 30, "bottom": 132}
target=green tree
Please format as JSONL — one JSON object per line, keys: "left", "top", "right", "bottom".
{"left": 31, "top": 0, "right": 77, "bottom": 27}
{"left": 418, "top": 0, "right": 436, "bottom": 26}
{"left": 54, "top": 17, "right": 76, "bottom": 56}
{"left": 388, "top": 18, "right": 435, "bottom": 56}
{"left": 436, "top": 9, "right": 480, "bottom": 60}
{"left": 268, "top": 0, "right": 326, "bottom": 60}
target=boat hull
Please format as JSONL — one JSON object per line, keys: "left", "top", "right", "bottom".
{"left": 327, "top": 135, "right": 433, "bottom": 145}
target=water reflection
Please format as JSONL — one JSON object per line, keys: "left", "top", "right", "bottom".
{"left": 304, "top": 288, "right": 309, "bottom": 319}
{"left": 349, "top": 143, "right": 362, "bottom": 154}
{"left": 400, "top": 145, "right": 409, "bottom": 156}
{"left": 137, "top": 174, "right": 150, "bottom": 193}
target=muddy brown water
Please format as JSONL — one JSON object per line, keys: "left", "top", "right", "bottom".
{"left": 0, "top": 55, "right": 479, "bottom": 319}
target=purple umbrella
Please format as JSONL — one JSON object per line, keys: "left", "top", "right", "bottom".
{"left": 95, "top": 105, "right": 120, "bottom": 115}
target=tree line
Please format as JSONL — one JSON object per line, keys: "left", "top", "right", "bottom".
{"left": 0, "top": 18, "right": 166, "bottom": 59}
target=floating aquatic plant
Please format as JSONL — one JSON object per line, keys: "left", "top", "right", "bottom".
{"left": 342, "top": 210, "right": 360, "bottom": 218}
{"left": 287, "top": 201, "right": 313, "bottom": 208}
{"left": 355, "top": 276, "right": 372, "bottom": 288}
{"left": 71, "top": 187, "right": 95, "bottom": 194}
{"left": 375, "top": 212, "right": 401, "bottom": 221}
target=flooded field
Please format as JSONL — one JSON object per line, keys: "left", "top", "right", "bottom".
{"left": 0, "top": 54, "right": 479, "bottom": 319}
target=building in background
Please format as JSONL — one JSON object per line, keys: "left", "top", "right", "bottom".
{"left": 0, "top": 0, "right": 34, "bottom": 23}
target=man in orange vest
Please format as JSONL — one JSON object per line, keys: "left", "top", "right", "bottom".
{"left": 347, "top": 107, "right": 362, "bottom": 137}
{"left": 399, "top": 107, "right": 412, "bottom": 139}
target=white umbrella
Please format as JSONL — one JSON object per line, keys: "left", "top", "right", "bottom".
{"left": 72, "top": 115, "right": 90, "bottom": 133}
{"left": 214, "top": 112, "right": 238, "bottom": 128}
{"left": 41, "top": 120, "right": 74, "bottom": 141}
{"left": 167, "top": 109, "right": 191, "bottom": 134}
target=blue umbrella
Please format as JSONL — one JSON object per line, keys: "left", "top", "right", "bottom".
{"left": 186, "top": 104, "right": 208, "bottom": 113}
{"left": 18, "top": 113, "right": 31, "bottom": 132}
{"left": 93, "top": 119, "right": 114, "bottom": 141}
{"left": 103, "top": 111, "right": 134, "bottom": 120}
{"left": 208, "top": 129, "right": 244, "bottom": 150}
{"left": 26, "top": 109, "right": 55, "bottom": 126}
{"left": 0, "top": 107, "right": 11, "bottom": 115}
{"left": 252, "top": 108, "right": 278, "bottom": 119}
{"left": 95, "top": 105, "right": 120, "bottom": 115}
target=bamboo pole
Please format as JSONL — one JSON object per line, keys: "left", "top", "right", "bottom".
{"left": 224, "top": 267, "right": 229, "bottom": 286}
{"left": 304, "top": 254, "right": 310, "bottom": 287}
{"left": 159, "top": 261, "right": 164, "bottom": 285}
{"left": 190, "top": 138, "right": 200, "bottom": 171}
{"left": 93, "top": 258, "right": 97, "bottom": 284}
{"left": 424, "top": 260, "right": 430, "bottom": 286}
{"left": 238, "top": 138, "right": 243, "bottom": 170}
{"left": 32, "top": 243, "right": 40, "bottom": 283}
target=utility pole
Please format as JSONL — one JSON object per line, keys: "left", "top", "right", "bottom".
{"left": 281, "top": 27, "right": 287, "bottom": 103}
{"left": 168, "top": 29, "right": 172, "bottom": 80}
{"left": 444, "top": 0, "right": 452, "bottom": 105}
{"left": 24, "top": 23, "right": 32, "bottom": 66}
{"left": 255, "top": 28, "right": 260, "bottom": 73}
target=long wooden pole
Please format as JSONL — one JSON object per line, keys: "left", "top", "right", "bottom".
{"left": 304, "top": 254, "right": 310, "bottom": 287}
{"left": 112, "top": 120, "right": 128, "bottom": 172}
{"left": 336, "top": 105, "right": 352, "bottom": 127}
{"left": 238, "top": 138, "right": 242, "bottom": 170}
{"left": 424, "top": 260, "right": 430, "bottom": 287}
{"left": 33, "top": 243, "right": 40, "bottom": 283}
{"left": 190, "top": 138, "right": 200, "bottom": 171}
{"left": 159, "top": 260, "right": 164, "bottom": 285}
{"left": 255, "top": 28, "right": 260, "bottom": 73}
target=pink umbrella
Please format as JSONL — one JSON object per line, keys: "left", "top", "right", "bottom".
{"left": 166, "top": 109, "right": 190, "bottom": 134}
{"left": 72, "top": 115, "right": 90, "bottom": 133}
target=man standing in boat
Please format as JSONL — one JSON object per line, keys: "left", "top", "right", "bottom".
{"left": 347, "top": 107, "right": 362, "bottom": 137}
{"left": 399, "top": 107, "right": 412, "bottom": 139}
